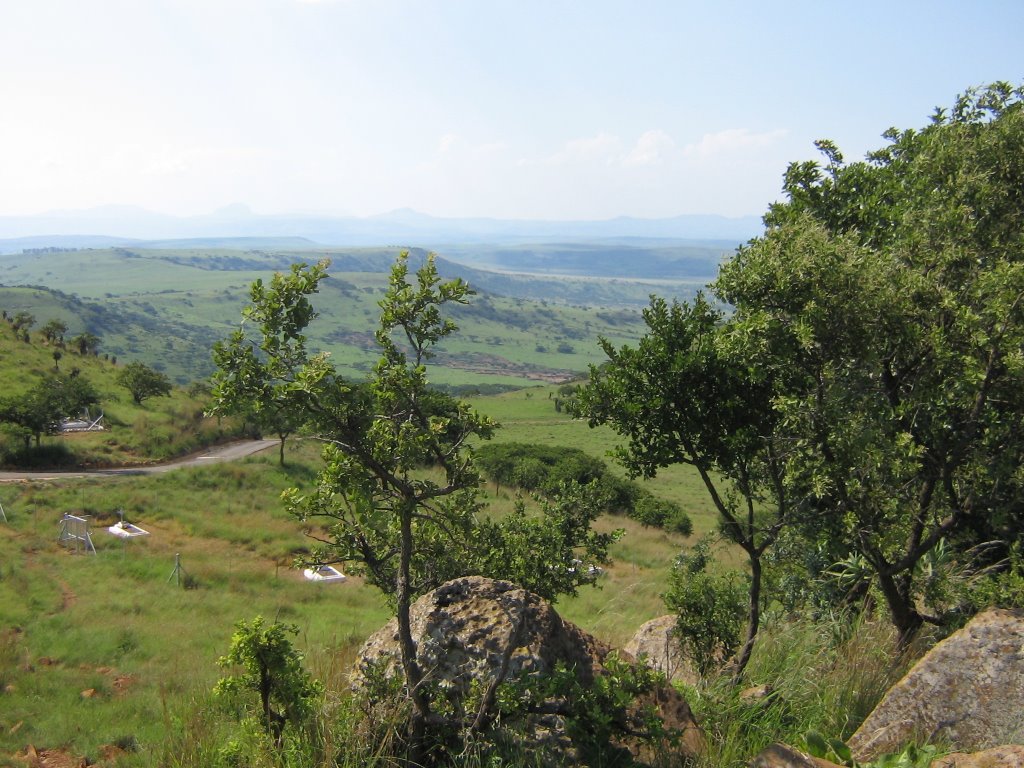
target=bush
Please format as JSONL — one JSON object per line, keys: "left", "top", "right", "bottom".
{"left": 632, "top": 493, "right": 693, "bottom": 535}
{"left": 476, "top": 442, "right": 691, "bottom": 534}
{"left": 664, "top": 539, "right": 746, "bottom": 677}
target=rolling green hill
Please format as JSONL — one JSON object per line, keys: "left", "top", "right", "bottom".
{"left": 0, "top": 246, "right": 690, "bottom": 386}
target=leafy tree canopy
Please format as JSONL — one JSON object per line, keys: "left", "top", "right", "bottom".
{"left": 116, "top": 361, "right": 173, "bottom": 405}
{"left": 577, "top": 81, "right": 1024, "bottom": 653}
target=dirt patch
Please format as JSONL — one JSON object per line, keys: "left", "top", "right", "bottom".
{"left": 56, "top": 579, "right": 77, "bottom": 613}
{"left": 14, "top": 745, "right": 87, "bottom": 767}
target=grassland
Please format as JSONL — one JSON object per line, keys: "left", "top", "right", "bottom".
{"left": 0, "top": 319, "right": 246, "bottom": 468}
{"left": 0, "top": 449, "right": 392, "bottom": 762}
{"left": 0, "top": 245, "right": 908, "bottom": 766}
{"left": 0, "top": 245, "right": 703, "bottom": 386}
{"left": 0, "top": 385, "right": 704, "bottom": 764}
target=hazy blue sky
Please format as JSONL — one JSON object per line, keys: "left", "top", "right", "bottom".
{"left": 2, "top": 0, "right": 1020, "bottom": 221}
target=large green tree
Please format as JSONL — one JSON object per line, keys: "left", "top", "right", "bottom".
{"left": 717, "top": 82, "right": 1024, "bottom": 641}
{"left": 210, "top": 253, "right": 614, "bottom": 760}
{"left": 578, "top": 82, "right": 1024, "bottom": 649}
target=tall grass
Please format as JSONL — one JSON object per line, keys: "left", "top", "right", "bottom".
{"left": 690, "top": 613, "right": 915, "bottom": 768}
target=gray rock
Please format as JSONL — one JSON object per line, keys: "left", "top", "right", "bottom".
{"left": 354, "top": 575, "right": 705, "bottom": 764}
{"left": 749, "top": 743, "right": 845, "bottom": 768}
{"left": 932, "top": 745, "right": 1024, "bottom": 767}
{"left": 623, "top": 614, "right": 699, "bottom": 686}
{"left": 849, "top": 609, "right": 1024, "bottom": 760}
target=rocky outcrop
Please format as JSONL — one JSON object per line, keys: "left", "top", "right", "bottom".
{"left": 932, "top": 745, "right": 1024, "bottom": 768}
{"left": 623, "top": 614, "right": 698, "bottom": 686}
{"left": 354, "top": 576, "right": 705, "bottom": 764}
{"left": 751, "top": 743, "right": 1024, "bottom": 768}
{"left": 848, "top": 609, "right": 1024, "bottom": 760}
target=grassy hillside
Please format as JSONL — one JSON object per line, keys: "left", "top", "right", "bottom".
{"left": 0, "top": 323, "right": 915, "bottom": 766}
{"left": 0, "top": 318, "right": 244, "bottom": 468}
{"left": 0, "top": 403, "right": 698, "bottom": 763}
{"left": 0, "top": 245, "right": 700, "bottom": 386}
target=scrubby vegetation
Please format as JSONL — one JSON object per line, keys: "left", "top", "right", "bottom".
{"left": 476, "top": 441, "right": 693, "bottom": 534}
{"left": 0, "top": 82, "right": 1021, "bottom": 767}
{"left": 0, "top": 313, "right": 246, "bottom": 468}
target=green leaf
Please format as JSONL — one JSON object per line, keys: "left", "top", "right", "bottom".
{"left": 805, "top": 731, "right": 829, "bottom": 759}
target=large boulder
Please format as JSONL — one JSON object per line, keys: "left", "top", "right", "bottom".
{"left": 354, "top": 576, "right": 705, "bottom": 764}
{"left": 623, "top": 614, "right": 699, "bottom": 687}
{"left": 848, "top": 608, "right": 1024, "bottom": 760}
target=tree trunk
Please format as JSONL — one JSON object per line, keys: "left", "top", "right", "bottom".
{"left": 278, "top": 435, "right": 286, "bottom": 466}
{"left": 396, "top": 501, "right": 430, "bottom": 764}
{"left": 730, "top": 551, "right": 761, "bottom": 684}
{"left": 876, "top": 568, "right": 923, "bottom": 647}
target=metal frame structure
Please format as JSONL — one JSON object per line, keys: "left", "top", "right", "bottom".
{"left": 58, "top": 514, "right": 96, "bottom": 555}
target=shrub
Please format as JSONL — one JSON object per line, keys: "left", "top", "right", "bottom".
{"left": 664, "top": 539, "right": 746, "bottom": 677}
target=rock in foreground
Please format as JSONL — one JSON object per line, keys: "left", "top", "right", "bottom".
{"left": 354, "top": 576, "right": 705, "bottom": 764}
{"left": 849, "top": 609, "right": 1024, "bottom": 760}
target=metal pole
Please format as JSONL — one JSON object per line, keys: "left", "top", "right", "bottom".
{"left": 167, "top": 553, "right": 182, "bottom": 586}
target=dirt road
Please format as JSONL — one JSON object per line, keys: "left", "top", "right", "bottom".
{"left": 0, "top": 439, "right": 279, "bottom": 482}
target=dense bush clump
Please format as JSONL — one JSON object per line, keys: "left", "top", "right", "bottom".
{"left": 476, "top": 441, "right": 692, "bottom": 534}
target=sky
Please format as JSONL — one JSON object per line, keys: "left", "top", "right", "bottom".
{"left": 1, "top": 0, "right": 1021, "bottom": 222}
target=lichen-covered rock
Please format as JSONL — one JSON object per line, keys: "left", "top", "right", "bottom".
{"left": 354, "top": 576, "right": 705, "bottom": 764}
{"left": 623, "top": 614, "right": 698, "bottom": 686}
{"left": 849, "top": 609, "right": 1024, "bottom": 760}
{"left": 749, "top": 743, "right": 845, "bottom": 768}
{"left": 931, "top": 745, "right": 1024, "bottom": 768}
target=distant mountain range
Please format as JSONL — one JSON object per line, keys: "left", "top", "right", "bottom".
{"left": 0, "top": 205, "right": 762, "bottom": 253}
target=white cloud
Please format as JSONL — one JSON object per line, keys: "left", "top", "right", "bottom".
{"left": 527, "top": 133, "right": 623, "bottom": 167}
{"left": 623, "top": 129, "right": 676, "bottom": 167}
{"left": 683, "top": 128, "right": 789, "bottom": 159}
{"left": 437, "top": 133, "right": 459, "bottom": 153}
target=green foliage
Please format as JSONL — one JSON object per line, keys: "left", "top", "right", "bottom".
{"left": 212, "top": 253, "right": 616, "bottom": 759}
{"left": 805, "top": 732, "right": 941, "bottom": 768}
{"left": 482, "top": 651, "right": 671, "bottom": 764}
{"left": 476, "top": 441, "right": 691, "bottom": 534}
{"left": 214, "top": 616, "right": 324, "bottom": 740}
{"left": 632, "top": 494, "right": 693, "bottom": 535}
{"left": 471, "top": 481, "right": 621, "bottom": 602}
{"left": 575, "top": 292, "right": 786, "bottom": 678}
{"left": 663, "top": 540, "right": 747, "bottom": 677}
{"left": 70, "top": 331, "right": 101, "bottom": 355}
{"left": 716, "top": 81, "right": 1024, "bottom": 641}
{"left": 969, "top": 543, "right": 1024, "bottom": 611}
{"left": 0, "top": 372, "right": 99, "bottom": 448}
{"left": 116, "top": 360, "right": 173, "bottom": 405}
{"left": 40, "top": 317, "right": 68, "bottom": 345}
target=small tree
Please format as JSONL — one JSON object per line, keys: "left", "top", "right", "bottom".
{"left": 40, "top": 319, "right": 68, "bottom": 346}
{"left": 214, "top": 616, "right": 323, "bottom": 744}
{"left": 211, "top": 254, "right": 613, "bottom": 761}
{"left": 663, "top": 539, "right": 746, "bottom": 678}
{"left": 116, "top": 361, "right": 172, "bottom": 405}
{"left": 574, "top": 294, "right": 791, "bottom": 680}
{"left": 11, "top": 311, "right": 34, "bottom": 334}
{"left": 0, "top": 375, "right": 99, "bottom": 447}
{"left": 71, "top": 332, "right": 100, "bottom": 356}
